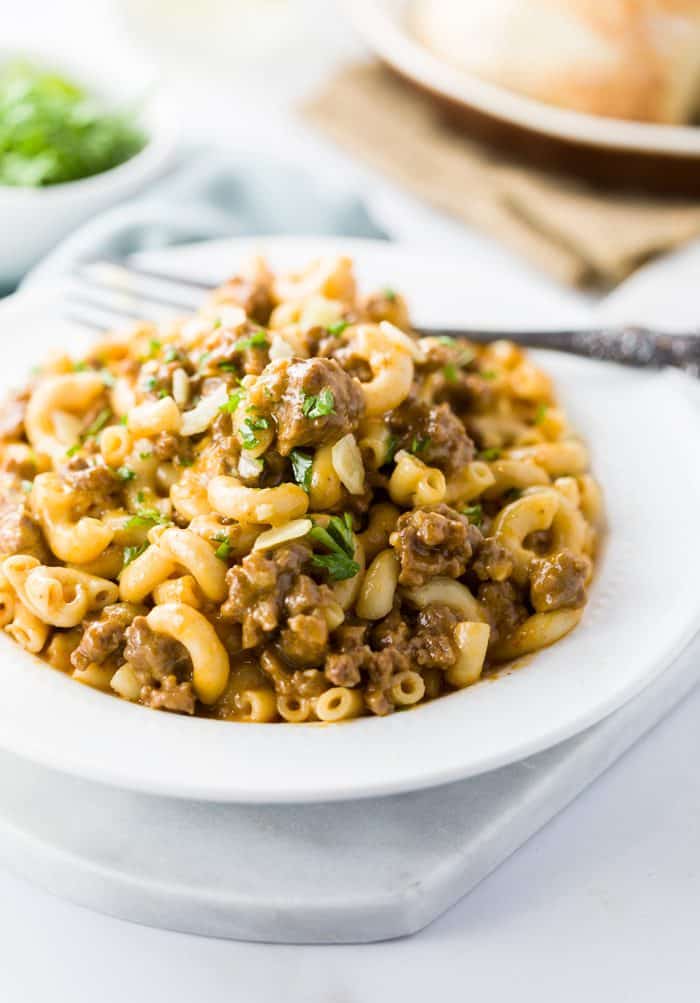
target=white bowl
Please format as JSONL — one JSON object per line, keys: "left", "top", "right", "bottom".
{"left": 0, "top": 236, "right": 699, "bottom": 804}
{"left": 0, "top": 62, "right": 177, "bottom": 287}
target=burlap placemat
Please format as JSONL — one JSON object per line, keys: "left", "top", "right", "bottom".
{"left": 304, "top": 62, "right": 700, "bottom": 287}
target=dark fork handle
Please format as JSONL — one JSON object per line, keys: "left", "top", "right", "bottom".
{"left": 415, "top": 325, "right": 700, "bottom": 376}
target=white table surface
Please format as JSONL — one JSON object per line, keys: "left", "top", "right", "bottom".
{"left": 1, "top": 2, "right": 699, "bottom": 999}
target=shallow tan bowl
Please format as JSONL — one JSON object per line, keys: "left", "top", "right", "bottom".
{"left": 349, "top": 0, "right": 700, "bottom": 195}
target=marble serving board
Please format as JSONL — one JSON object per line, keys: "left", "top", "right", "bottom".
{"left": 0, "top": 630, "right": 698, "bottom": 945}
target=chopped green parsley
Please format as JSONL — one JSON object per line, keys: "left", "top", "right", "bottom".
{"left": 212, "top": 532, "right": 232, "bottom": 561}
{"left": 301, "top": 388, "right": 335, "bottom": 420}
{"left": 309, "top": 514, "right": 359, "bottom": 582}
{"left": 290, "top": 449, "right": 313, "bottom": 492}
{"left": 534, "top": 403, "right": 548, "bottom": 425}
{"left": 461, "top": 504, "right": 483, "bottom": 526}
{"left": 123, "top": 507, "right": 170, "bottom": 531}
{"left": 478, "top": 447, "right": 501, "bottom": 461}
{"left": 239, "top": 414, "right": 269, "bottom": 450}
{"left": 233, "top": 330, "right": 268, "bottom": 352}
{"left": 66, "top": 407, "right": 112, "bottom": 457}
{"left": 219, "top": 388, "right": 246, "bottom": 414}
{"left": 327, "top": 320, "right": 349, "bottom": 337}
{"left": 410, "top": 435, "right": 430, "bottom": 455}
{"left": 123, "top": 542, "right": 149, "bottom": 567}
{"left": 116, "top": 466, "right": 135, "bottom": 481}
{"left": 385, "top": 434, "right": 399, "bottom": 465}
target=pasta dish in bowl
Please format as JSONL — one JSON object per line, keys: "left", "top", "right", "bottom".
{"left": 0, "top": 253, "right": 603, "bottom": 724}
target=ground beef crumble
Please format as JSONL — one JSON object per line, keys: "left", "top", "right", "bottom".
{"left": 529, "top": 550, "right": 588, "bottom": 613}
{"left": 123, "top": 615, "right": 195, "bottom": 714}
{"left": 247, "top": 357, "right": 364, "bottom": 455}
{"left": 70, "top": 602, "right": 143, "bottom": 672}
{"left": 388, "top": 399, "right": 475, "bottom": 476}
{"left": 0, "top": 473, "right": 51, "bottom": 563}
{"left": 390, "top": 504, "right": 482, "bottom": 588}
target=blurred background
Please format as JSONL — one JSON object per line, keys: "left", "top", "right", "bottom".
{"left": 3, "top": 0, "right": 700, "bottom": 298}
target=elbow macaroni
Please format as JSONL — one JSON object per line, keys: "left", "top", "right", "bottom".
{"left": 0, "top": 254, "right": 601, "bottom": 723}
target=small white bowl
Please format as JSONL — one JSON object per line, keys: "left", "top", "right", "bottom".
{"left": 0, "top": 61, "right": 177, "bottom": 287}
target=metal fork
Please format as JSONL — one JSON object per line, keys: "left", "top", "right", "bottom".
{"left": 64, "top": 260, "right": 700, "bottom": 376}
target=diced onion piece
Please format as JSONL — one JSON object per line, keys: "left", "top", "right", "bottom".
{"left": 216, "top": 305, "right": 247, "bottom": 329}
{"left": 172, "top": 368, "right": 190, "bottom": 408}
{"left": 268, "top": 333, "right": 295, "bottom": 361}
{"left": 253, "top": 518, "right": 313, "bottom": 552}
{"left": 110, "top": 664, "right": 141, "bottom": 701}
{"left": 181, "top": 317, "right": 214, "bottom": 345}
{"left": 379, "top": 321, "right": 426, "bottom": 362}
{"left": 51, "top": 409, "right": 82, "bottom": 444}
{"left": 180, "top": 384, "right": 229, "bottom": 436}
{"left": 238, "top": 453, "right": 264, "bottom": 480}
{"left": 331, "top": 433, "right": 365, "bottom": 496}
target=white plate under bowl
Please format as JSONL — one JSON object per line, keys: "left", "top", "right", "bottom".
{"left": 1, "top": 237, "right": 700, "bottom": 804}
{"left": 349, "top": 0, "right": 700, "bottom": 160}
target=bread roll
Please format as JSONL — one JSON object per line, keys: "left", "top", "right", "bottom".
{"left": 411, "top": 0, "right": 700, "bottom": 124}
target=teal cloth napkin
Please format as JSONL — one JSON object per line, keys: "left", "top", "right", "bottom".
{"left": 23, "top": 150, "right": 385, "bottom": 287}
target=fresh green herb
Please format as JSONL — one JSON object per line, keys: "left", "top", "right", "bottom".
{"left": 157, "top": 389, "right": 169, "bottom": 399}
{"left": 120, "top": 414, "right": 128, "bottom": 425}
{"left": 197, "top": 352, "right": 211, "bottom": 371}
{"left": 136, "top": 490, "right": 145, "bottom": 503}
{"left": 383, "top": 287, "right": 397, "bottom": 302}
{"left": 116, "top": 466, "right": 135, "bottom": 481}
{"left": 478, "top": 447, "right": 501, "bottom": 461}
{"left": 290, "top": 449, "right": 313, "bottom": 492}
{"left": 534, "top": 403, "right": 548, "bottom": 425}
{"left": 301, "top": 388, "right": 335, "bottom": 420}
{"left": 410, "top": 435, "right": 430, "bottom": 455}
{"left": 66, "top": 407, "right": 112, "bottom": 456}
{"left": 238, "top": 414, "right": 269, "bottom": 450}
{"left": 238, "top": 424, "right": 259, "bottom": 450}
{"left": 143, "top": 375, "right": 158, "bottom": 393}
{"left": 177, "top": 456, "right": 194, "bottom": 467}
{"left": 21, "top": 480, "right": 32, "bottom": 494}
{"left": 327, "top": 320, "right": 348, "bottom": 337}
{"left": 0, "top": 62, "right": 146, "bottom": 188}
{"left": 461, "top": 504, "right": 483, "bottom": 526}
{"left": 100, "top": 369, "right": 115, "bottom": 388}
{"left": 123, "top": 542, "right": 149, "bottom": 568}
{"left": 163, "top": 346, "right": 181, "bottom": 364}
{"left": 309, "top": 513, "right": 359, "bottom": 582}
{"left": 139, "top": 452, "right": 153, "bottom": 461}
{"left": 219, "top": 388, "right": 245, "bottom": 414}
{"left": 385, "top": 434, "right": 399, "bottom": 465}
{"left": 443, "top": 362, "right": 458, "bottom": 383}
{"left": 245, "top": 413, "right": 269, "bottom": 430}
{"left": 212, "top": 532, "right": 232, "bottom": 561}
{"left": 233, "top": 330, "right": 268, "bottom": 352}
{"left": 480, "top": 370, "right": 498, "bottom": 381}
{"left": 217, "top": 362, "right": 238, "bottom": 372}
{"left": 73, "top": 361, "right": 88, "bottom": 372}
{"left": 83, "top": 408, "right": 112, "bottom": 439}
{"left": 123, "top": 507, "right": 170, "bottom": 531}
{"left": 436, "top": 335, "right": 456, "bottom": 346}
{"left": 148, "top": 338, "right": 161, "bottom": 356}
